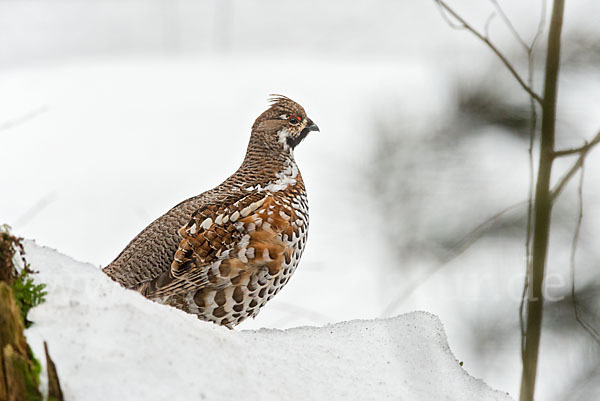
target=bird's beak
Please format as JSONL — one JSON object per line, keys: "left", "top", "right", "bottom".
{"left": 301, "top": 119, "right": 320, "bottom": 136}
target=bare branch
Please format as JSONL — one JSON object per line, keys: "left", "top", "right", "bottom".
{"left": 569, "top": 165, "right": 600, "bottom": 343}
{"left": 520, "top": 1, "right": 566, "bottom": 397}
{"left": 552, "top": 130, "right": 600, "bottom": 158}
{"left": 551, "top": 131, "right": 600, "bottom": 201}
{"left": 521, "top": 1, "right": 546, "bottom": 355}
{"left": 574, "top": 303, "right": 600, "bottom": 343}
{"left": 433, "top": 0, "right": 543, "bottom": 104}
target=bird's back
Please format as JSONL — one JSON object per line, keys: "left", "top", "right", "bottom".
{"left": 103, "top": 193, "right": 208, "bottom": 288}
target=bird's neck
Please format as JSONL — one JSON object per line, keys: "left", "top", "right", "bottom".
{"left": 244, "top": 132, "right": 295, "bottom": 167}
{"left": 234, "top": 138, "right": 300, "bottom": 191}
{"left": 241, "top": 149, "right": 296, "bottom": 177}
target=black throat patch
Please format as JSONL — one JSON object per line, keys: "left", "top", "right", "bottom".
{"left": 287, "top": 130, "right": 310, "bottom": 149}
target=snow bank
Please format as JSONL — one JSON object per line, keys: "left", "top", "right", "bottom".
{"left": 24, "top": 241, "right": 512, "bottom": 401}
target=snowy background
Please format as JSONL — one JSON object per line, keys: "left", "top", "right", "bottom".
{"left": 2, "top": 0, "right": 600, "bottom": 400}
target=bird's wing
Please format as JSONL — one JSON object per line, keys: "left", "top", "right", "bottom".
{"left": 103, "top": 193, "right": 208, "bottom": 288}
{"left": 141, "top": 191, "right": 298, "bottom": 298}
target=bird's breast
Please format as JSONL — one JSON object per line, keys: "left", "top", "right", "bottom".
{"left": 164, "top": 181, "right": 309, "bottom": 328}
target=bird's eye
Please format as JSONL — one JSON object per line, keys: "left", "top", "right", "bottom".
{"left": 289, "top": 116, "right": 301, "bottom": 125}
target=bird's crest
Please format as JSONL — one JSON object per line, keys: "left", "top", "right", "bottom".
{"left": 267, "top": 94, "right": 305, "bottom": 117}
{"left": 268, "top": 94, "right": 293, "bottom": 105}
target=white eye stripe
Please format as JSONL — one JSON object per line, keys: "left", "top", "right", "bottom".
{"left": 279, "top": 114, "right": 288, "bottom": 120}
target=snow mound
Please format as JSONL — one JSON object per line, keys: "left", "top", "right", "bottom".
{"left": 24, "top": 241, "right": 512, "bottom": 401}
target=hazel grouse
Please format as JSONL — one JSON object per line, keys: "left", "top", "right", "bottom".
{"left": 103, "top": 95, "right": 319, "bottom": 328}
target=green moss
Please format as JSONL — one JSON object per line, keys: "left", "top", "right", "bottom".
{"left": 11, "top": 272, "right": 47, "bottom": 328}
{"left": 0, "top": 224, "right": 47, "bottom": 327}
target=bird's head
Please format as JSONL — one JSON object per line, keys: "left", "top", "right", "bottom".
{"left": 251, "top": 95, "right": 319, "bottom": 153}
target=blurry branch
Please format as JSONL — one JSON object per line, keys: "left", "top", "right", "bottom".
{"left": 380, "top": 200, "right": 527, "bottom": 317}
{"left": 379, "top": 135, "right": 599, "bottom": 325}
{"left": 433, "top": 0, "right": 543, "bottom": 104}
{"left": 484, "top": 13, "right": 497, "bottom": 39}
{"left": 387, "top": 127, "right": 599, "bottom": 310}
{"left": 381, "top": 128, "right": 598, "bottom": 317}
{"left": 0, "top": 106, "right": 48, "bottom": 133}
{"left": 569, "top": 163, "right": 600, "bottom": 344}
{"left": 442, "top": 201, "right": 526, "bottom": 263}
{"left": 13, "top": 193, "right": 57, "bottom": 228}
{"left": 489, "top": 0, "right": 528, "bottom": 50}
{"left": 557, "top": 362, "right": 600, "bottom": 401}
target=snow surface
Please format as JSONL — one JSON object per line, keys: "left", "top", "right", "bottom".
{"left": 24, "top": 241, "right": 512, "bottom": 401}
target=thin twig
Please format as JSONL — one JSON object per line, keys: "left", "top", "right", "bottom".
{"left": 489, "top": 0, "right": 529, "bottom": 50}
{"left": 529, "top": 0, "right": 547, "bottom": 52}
{"left": 552, "top": 130, "right": 600, "bottom": 158}
{"left": 551, "top": 155, "right": 584, "bottom": 201}
{"left": 436, "top": 1, "right": 467, "bottom": 30}
{"left": 519, "top": 268, "right": 529, "bottom": 357}
{"left": 434, "top": 0, "right": 543, "bottom": 104}
{"left": 569, "top": 164, "right": 600, "bottom": 343}
{"left": 484, "top": 12, "right": 497, "bottom": 39}
{"left": 551, "top": 134, "right": 600, "bottom": 201}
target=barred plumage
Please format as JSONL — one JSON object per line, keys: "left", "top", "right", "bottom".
{"left": 103, "top": 96, "right": 318, "bottom": 328}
